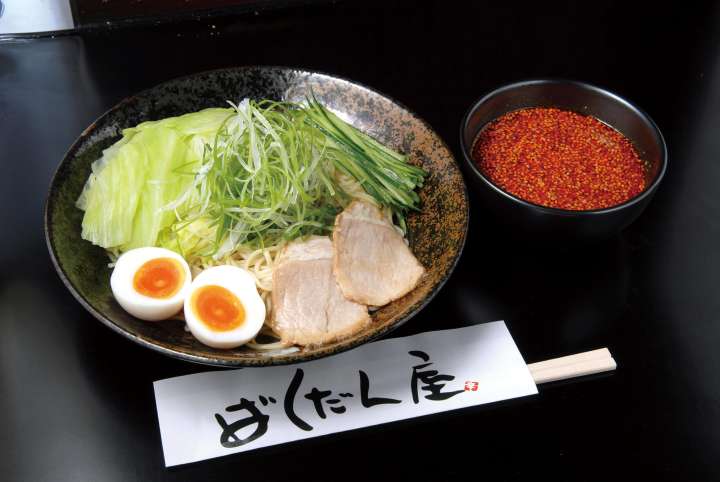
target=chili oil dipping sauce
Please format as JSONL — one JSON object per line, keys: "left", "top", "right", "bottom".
{"left": 471, "top": 107, "right": 647, "bottom": 211}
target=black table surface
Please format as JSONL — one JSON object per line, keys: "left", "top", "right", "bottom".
{"left": 2, "top": 1, "right": 720, "bottom": 480}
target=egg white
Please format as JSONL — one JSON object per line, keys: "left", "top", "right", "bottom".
{"left": 110, "top": 247, "right": 192, "bottom": 321}
{"left": 183, "top": 265, "right": 266, "bottom": 349}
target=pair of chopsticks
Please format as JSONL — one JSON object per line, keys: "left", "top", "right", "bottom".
{"left": 528, "top": 348, "right": 616, "bottom": 384}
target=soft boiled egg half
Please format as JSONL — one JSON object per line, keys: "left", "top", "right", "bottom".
{"left": 110, "top": 247, "right": 192, "bottom": 321}
{"left": 184, "top": 265, "right": 266, "bottom": 349}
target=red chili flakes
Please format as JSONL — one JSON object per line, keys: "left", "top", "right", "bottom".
{"left": 472, "top": 107, "right": 647, "bottom": 210}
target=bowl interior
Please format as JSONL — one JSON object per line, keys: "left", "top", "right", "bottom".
{"left": 461, "top": 80, "right": 666, "bottom": 192}
{"left": 45, "top": 67, "right": 468, "bottom": 366}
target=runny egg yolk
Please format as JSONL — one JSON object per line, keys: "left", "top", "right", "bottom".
{"left": 191, "top": 285, "right": 245, "bottom": 332}
{"left": 133, "top": 257, "right": 185, "bottom": 299}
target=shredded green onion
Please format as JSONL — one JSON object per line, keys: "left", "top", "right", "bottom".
{"left": 158, "top": 98, "right": 427, "bottom": 258}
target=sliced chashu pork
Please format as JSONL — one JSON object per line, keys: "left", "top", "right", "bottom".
{"left": 271, "top": 236, "right": 370, "bottom": 346}
{"left": 333, "top": 201, "right": 425, "bottom": 306}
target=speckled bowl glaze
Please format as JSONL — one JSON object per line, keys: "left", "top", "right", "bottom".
{"left": 45, "top": 66, "right": 469, "bottom": 366}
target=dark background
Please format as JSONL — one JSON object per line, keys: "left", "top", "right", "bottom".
{"left": 68, "top": 0, "right": 290, "bottom": 27}
{"left": 2, "top": 1, "right": 719, "bottom": 480}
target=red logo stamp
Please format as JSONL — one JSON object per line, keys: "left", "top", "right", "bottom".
{"left": 464, "top": 381, "right": 479, "bottom": 391}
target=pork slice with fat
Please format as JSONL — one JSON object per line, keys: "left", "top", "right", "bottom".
{"left": 332, "top": 201, "right": 425, "bottom": 306}
{"left": 271, "top": 236, "right": 370, "bottom": 346}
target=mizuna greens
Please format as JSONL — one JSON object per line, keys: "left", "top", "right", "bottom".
{"left": 77, "top": 98, "right": 426, "bottom": 260}
{"left": 303, "top": 96, "right": 426, "bottom": 231}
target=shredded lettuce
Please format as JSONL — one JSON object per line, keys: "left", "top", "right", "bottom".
{"left": 77, "top": 108, "right": 232, "bottom": 249}
{"left": 78, "top": 134, "right": 148, "bottom": 247}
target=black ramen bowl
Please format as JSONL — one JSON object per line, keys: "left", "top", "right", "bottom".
{"left": 459, "top": 79, "right": 667, "bottom": 240}
{"left": 45, "top": 66, "right": 469, "bottom": 366}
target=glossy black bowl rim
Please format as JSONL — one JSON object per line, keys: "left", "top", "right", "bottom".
{"left": 459, "top": 79, "right": 668, "bottom": 217}
{"left": 44, "top": 65, "right": 470, "bottom": 367}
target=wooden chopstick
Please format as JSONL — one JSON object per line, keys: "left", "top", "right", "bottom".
{"left": 528, "top": 348, "right": 611, "bottom": 372}
{"left": 528, "top": 348, "right": 616, "bottom": 384}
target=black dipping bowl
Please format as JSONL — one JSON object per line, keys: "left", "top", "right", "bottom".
{"left": 460, "top": 80, "right": 667, "bottom": 239}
